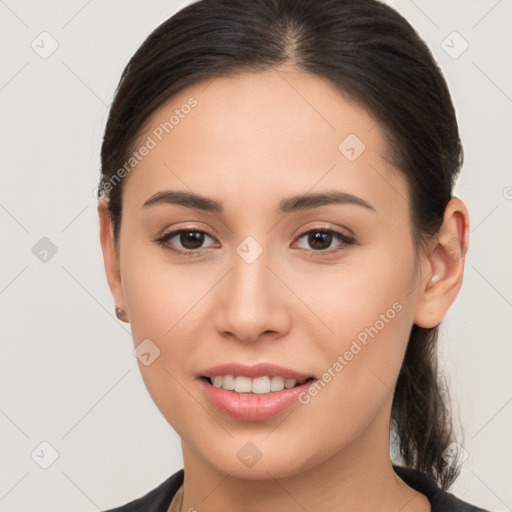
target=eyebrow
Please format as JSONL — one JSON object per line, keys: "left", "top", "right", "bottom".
{"left": 142, "top": 189, "right": 376, "bottom": 213}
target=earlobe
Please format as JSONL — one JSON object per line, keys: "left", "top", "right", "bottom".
{"left": 413, "top": 198, "right": 469, "bottom": 329}
{"left": 98, "top": 198, "right": 127, "bottom": 320}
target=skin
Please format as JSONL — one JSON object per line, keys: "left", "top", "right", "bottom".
{"left": 98, "top": 67, "right": 469, "bottom": 512}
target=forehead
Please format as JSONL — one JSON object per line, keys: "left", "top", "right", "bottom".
{"left": 122, "top": 69, "right": 408, "bottom": 219}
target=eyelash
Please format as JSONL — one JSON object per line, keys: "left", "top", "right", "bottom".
{"left": 154, "top": 226, "right": 355, "bottom": 258}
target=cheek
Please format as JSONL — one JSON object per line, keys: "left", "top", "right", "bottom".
{"left": 303, "top": 243, "right": 416, "bottom": 399}
{"left": 308, "top": 246, "right": 412, "bottom": 333}
{"left": 120, "top": 254, "right": 206, "bottom": 433}
{"left": 120, "top": 247, "right": 215, "bottom": 399}
{"left": 120, "top": 240, "right": 203, "bottom": 342}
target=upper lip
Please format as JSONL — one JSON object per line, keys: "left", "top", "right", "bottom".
{"left": 200, "top": 362, "right": 315, "bottom": 381}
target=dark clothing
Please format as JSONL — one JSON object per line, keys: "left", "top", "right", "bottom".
{"left": 103, "top": 465, "right": 492, "bottom": 511}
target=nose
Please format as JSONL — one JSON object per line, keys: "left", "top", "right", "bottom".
{"left": 213, "top": 245, "right": 291, "bottom": 344}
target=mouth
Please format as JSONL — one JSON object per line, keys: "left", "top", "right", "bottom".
{"left": 198, "top": 374, "right": 318, "bottom": 421}
{"left": 200, "top": 375, "right": 317, "bottom": 394}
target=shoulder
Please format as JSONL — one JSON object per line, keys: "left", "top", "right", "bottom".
{"left": 102, "top": 469, "right": 184, "bottom": 512}
{"left": 393, "top": 465, "right": 494, "bottom": 512}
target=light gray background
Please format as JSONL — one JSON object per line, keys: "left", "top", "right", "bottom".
{"left": 1, "top": 0, "right": 511, "bottom": 510}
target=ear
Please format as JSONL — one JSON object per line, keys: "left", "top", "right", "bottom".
{"left": 413, "top": 197, "right": 470, "bottom": 328}
{"left": 98, "top": 198, "right": 126, "bottom": 316}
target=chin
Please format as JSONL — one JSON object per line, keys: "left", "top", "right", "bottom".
{"left": 194, "top": 435, "right": 325, "bottom": 481}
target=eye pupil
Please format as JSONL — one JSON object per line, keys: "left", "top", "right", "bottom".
{"left": 181, "top": 231, "right": 204, "bottom": 249}
{"left": 309, "top": 231, "right": 331, "bottom": 250}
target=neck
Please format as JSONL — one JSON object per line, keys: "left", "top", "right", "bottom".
{"left": 178, "top": 410, "right": 430, "bottom": 512}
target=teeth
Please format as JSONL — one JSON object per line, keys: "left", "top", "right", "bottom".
{"left": 209, "top": 375, "right": 307, "bottom": 393}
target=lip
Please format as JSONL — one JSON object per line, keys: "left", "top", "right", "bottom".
{"left": 199, "top": 362, "right": 315, "bottom": 381}
{"left": 199, "top": 377, "right": 316, "bottom": 421}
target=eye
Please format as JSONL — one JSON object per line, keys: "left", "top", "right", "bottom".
{"left": 155, "top": 228, "right": 217, "bottom": 256}
{"left": 293, "top": 228, "right": 355, "bottom": 255}
{"left": 155, "top": 226, "right": 355, "bottom": 257}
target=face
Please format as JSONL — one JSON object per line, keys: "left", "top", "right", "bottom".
{"left": 101, "top": 68, "right": 435, "bottom": 479}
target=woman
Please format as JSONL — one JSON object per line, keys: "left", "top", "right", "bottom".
{"left": 97, "top": 0, "right": 491, "bottom": 510}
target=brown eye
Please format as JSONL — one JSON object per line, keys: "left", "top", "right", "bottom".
{"left": 308, "top": 231, "right": 333, "bottom": 251}
{"left": 294, "top": 228, "right": 355, "bottom": 255}
{"left": 176, "top": 230, "right": 206, "bottom": 250}
{"left": 155, "top": 229, "right": 216, "bottom": 255}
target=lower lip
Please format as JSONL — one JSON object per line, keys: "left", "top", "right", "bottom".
{"left": 199, "top": 377, "right": 316, "bottom": 421}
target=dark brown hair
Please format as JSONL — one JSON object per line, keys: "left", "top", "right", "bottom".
{"left": 99, "top": 0, "right": 464, "bottom": 488}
